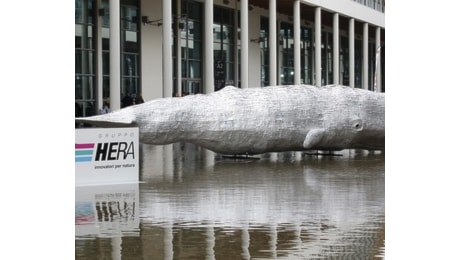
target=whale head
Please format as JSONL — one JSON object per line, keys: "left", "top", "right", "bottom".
{"left": 303, "top": 88, "right": 385, "bottom": 151}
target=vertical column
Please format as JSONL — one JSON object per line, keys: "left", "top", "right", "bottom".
{"left": 293, "top": 0, "right": 301, "bottom": 85}
{"left": 206, "top": 225, "right": 216, "bottom": 260}
{"left": 363, "top": 22, "right": 368, "bottom": 90}
{"left": 314, "top": 7, "right": 321, "bottom": 87}
{"left": 277, "top": 20, "right": 282, "bottom": 85}
{"left": 204, "top": 0, "right": 214, "bottom": 93}
{"left": 241, "top": 223, "right": 250, "bottom": 259}
{"left": 163, "top": 144, "right": 174, "bottom": 182}
{"left": 97, "top": 0, "right": 103, "bottom": 111}
{"left": 333, "top": 13, "right": 339, "bottom": 85}
{"left": 109, "top": 0, "right": 121, "bottom": 110}
{"left": 269, "top": 0, "right": 277, "bottom": 86}
{"left": 111, "top": 236, "right": 122, "bottom": 260}
{"left": 375, "top": 27, "right": 381, "bottom": 92}
{"left": 241, "top": 0, "right": 249, "bottom": 88}
{"left": 164, "top": 223, "right": 174, "bottom": 260}
{"left": 234, "top": 1, "right": 239, "bottom": 87}
{"left": 349, "top": 18, "right": 355, "bottom": 88}
{"left": 175, "top": 0, "right": 182, "bottom": 97}
{"left": 163, "top": 0, "right": 173, "bottom": 97}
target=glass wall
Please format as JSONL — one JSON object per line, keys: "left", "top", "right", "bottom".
{"left": 368, "top": 41, "right": 375, "bottom": 91}
{"left": 300, "top": 27, "right": 313, "bottom": 85}
{"left": 280, "top": 22, "right": 294, "bottom": 85}
{"left": 213, "top": 5, "right": 235, "bottom": 91}
{"left": 260, "top": 17, "right": 269, "bottom": 87}
{"left": 340, "top": 35, "right": 349, "bottom": 86}
{"left": 121, "top": 0, "right": 140, "bottom": 105}
{"left": 101, "top": 0, "right": 110, "bottom": 104}
{"left": 76, "top": 0, "right": 140, "bottom": 114}
{"left": 321, "top": 31, "right": 333, "bottom": 85}
{"left": 75, "top": 0, "right": 96, "bottom": 117}
{"left": 173, "top": 0, "right": 203, "bottom": 95}
{"left": 355, "top": 38, "right": 362, "bottom": 88}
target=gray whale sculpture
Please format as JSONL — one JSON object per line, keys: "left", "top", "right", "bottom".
{"left": 76, "top": 85, "right": 384, "bottom": 155}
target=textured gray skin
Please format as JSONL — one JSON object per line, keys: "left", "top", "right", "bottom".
{"left": 76, "top": 85, "right": 385, "bottom": 155}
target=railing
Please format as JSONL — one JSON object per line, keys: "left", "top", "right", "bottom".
{"left": 351, "top": 0, "right": 385, "bottom": 13}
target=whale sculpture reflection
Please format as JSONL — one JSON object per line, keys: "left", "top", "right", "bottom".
{"left": 75, "top": 85, "right": 384, "bottom": 155}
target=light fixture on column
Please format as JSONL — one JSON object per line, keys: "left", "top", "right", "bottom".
{"left": 250, "top": 37, "right": 263, "bottom": 43}
{"left": 141, "top": 16, "right": 163, "bottom": 26}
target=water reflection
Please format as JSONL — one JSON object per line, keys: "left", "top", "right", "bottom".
{"left": 76, "top": 143, "right": 384, "bottom": 259}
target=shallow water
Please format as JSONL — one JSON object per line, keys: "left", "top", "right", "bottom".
{"left": 76, "top": 143, "right": 385, "bottom": 259}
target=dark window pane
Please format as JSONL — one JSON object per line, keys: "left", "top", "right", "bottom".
{"left": 123, "top": 54, "right": 138, "bottom": 76}
{"left": 189, "top": 61, "right": 201, "bottom": 78}
{"left": 102, "top": 52, "right": 110, "bottom": 75}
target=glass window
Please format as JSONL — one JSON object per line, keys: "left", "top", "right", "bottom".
{"left": 120, "top": 0, "right": 140, "bottom": 98}
{"left": 189, "top": 61, "right": 201, "bottom": 78}
{"left": 368, "top": 41, "right": 375, "bottom": 91}
{"left": 75, "top": 0, "right": 96, "bottom": 116}
{"left": 340, "top": 35, "right": 349, "bottom": 86}
{"left": 75, "top": 0, "right": 94, "bottom": 24}
{"left": 321, "top": 32, "right": 333, "bottom": 85}
{"left": 174, "top": 0, "right": 203, "bottom": 94}
{"left": 260, "top": 17, "right": 269, "bottom": 86}
{"left": 213, "top": 5, "right": 235, "bottom": 90}
{"left": 122, "top": 5, "right": 138, "bottom": 31}
{"left": 75, "top": 50, "right": 94, "bottom": 74}
{"left": 300, "top": 27, "right": 313, "bottom": 85}
{"left": 355, "top": 38, "right": 362, "bottom": 88}
{"left": 280, "top": 22, "right": 294, "bottom": 85}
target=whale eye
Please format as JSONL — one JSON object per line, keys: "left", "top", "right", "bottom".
{"left": 352, "top": 119, "right": 363, "bottom": 131}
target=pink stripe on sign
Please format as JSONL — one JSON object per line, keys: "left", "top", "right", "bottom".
{"left": 75, "top": 143, "right": 95, "bottom": 149}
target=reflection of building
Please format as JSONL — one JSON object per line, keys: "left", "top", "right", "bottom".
{"left": 136, "top": 222, "right": 385, "bottom": 259}
{"left": 76, "top": 0, "right": 384, "bottom": 117}
{"left": 75, "top": 183, "right": 139, "bottom": 238}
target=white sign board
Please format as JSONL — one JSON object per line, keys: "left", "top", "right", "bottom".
{"left": 75, "top": 127, "right": 139, "bottom": 186}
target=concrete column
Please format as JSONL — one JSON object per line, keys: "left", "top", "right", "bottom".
{"left": 363, "top": 22, "right": 368, "bottom": 90}
{"left": 375, "top": 26, "right": 381, "bottom": 92}
{"left": 233, "top": 2, "right": 239, "bottom": 87}
{"left": 175, "top": 0, "right": 182, "bottom": 97}
{"left": 164, "top": 223, "right": 173, "bottom": 260}
{"left": 97, "top": 0, "right": 103, "bottom": 111}
{"left": 293, "top": 0, "right": 301, "bottom": 85}
{"left": 111, "top": 236, "right": 122, "bottom": 260}
{"left": 204, "top": 0, "right": 214, "bottom": 93}
{"left": 269, "top": 0, "right": 277, "bottom": 86}
{"left": 241, "top": 0, "right": 249, "bottom": 88}
{"left": 269, "top": 223, "right": 278, "bottom": 258}
{"left": 206, "top": 225, "right": 215, "bottom": 260}
{"left": 241, "top": 223, "right": 250, "bottom": 259}
{"left": 109, "top": 0, "right": 121, "bottom": 110}
{"left": 163, "top": 144, "right": 174, "bottom": 182}
{"left": 314, "top": 7, "right": 321, "bottom": 87}
{"left": 162, "top": 0, "right": 173, "bottom": 97}
{"left": 333, "top": 13, "right": 339, "bottom": 85}
{"left": 349, "top": 18, "right": 355, "bottom": 88}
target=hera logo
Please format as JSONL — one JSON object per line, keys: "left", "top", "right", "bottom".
{"left": 94, "top": 142, "right": 135, "bottom": 161}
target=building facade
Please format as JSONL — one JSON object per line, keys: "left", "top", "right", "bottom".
{"left": 75, "top": 0, "right": 384, "bottom": 117}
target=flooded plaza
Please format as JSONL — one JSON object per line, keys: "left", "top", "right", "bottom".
{"left": 75, "top": 143, "right": 385, "bottom": 259}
